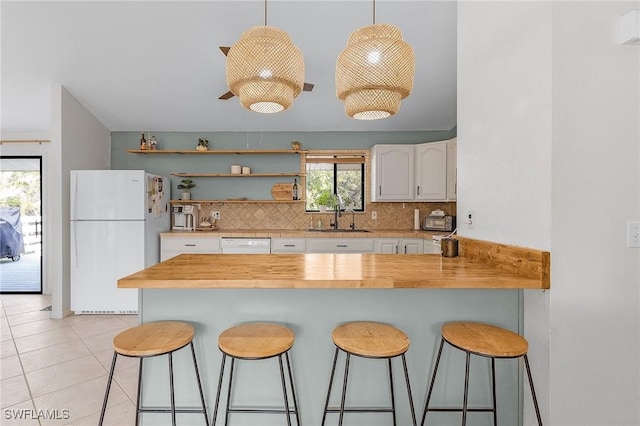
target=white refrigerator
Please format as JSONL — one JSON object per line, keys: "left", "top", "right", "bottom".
{"left": 70, "top": 170, "right": 170, "bottom": 314}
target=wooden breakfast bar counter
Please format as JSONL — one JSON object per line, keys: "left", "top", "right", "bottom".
{"left": 118, "top": 253, "right": 547, "bottom": 290}
{"left": 118, "top": 246, "right": 548, "bottom": 426}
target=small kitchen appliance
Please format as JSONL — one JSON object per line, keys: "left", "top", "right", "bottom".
{"left": 172, "top": 205, "right": 187, "bottom": 230}
{"left": 423, "top": 209, "right": 456, "bottom": 232}
{"left": 182, "top": 204, "right": 197, "bottom": 231}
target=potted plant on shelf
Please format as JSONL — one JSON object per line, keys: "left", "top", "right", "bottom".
{"left": 291, "top": 140, "right": 302, "bottom": 151}
{"left": 196, "top": 137, "right": 209, "bottom": 151}
{"left": 316, "top": 191, "right": 337, "bottom": 213}
{"left": 177, "top": 179, "right": 196, "bottom": 200}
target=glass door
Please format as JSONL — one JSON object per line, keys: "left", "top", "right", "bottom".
{"left": 0, "top": 156, "right": 42, "bottom": 293}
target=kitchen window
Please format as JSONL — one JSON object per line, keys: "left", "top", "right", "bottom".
{"left": 305, "top": 154, "right": 365, "bottom": 212}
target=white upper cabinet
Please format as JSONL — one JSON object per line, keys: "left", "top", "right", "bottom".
{"left": 446, "top": 138, "right": 457, "bottom": 201}
{"left": 371, "top": 140, "right": 455, "bottom": 202}
{"left": 415, "top": 141, "right": 448, "bottom": 201}
{"left": 371, "top": 145, "right": 415, "bottom": 201}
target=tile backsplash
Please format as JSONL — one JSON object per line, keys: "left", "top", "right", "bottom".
{"left": 198, "top": 201, "right": 456, "bottom": 230}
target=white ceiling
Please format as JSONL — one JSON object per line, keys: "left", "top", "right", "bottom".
{"left": 1, "top": 1, "right": 457, "bottom": 134}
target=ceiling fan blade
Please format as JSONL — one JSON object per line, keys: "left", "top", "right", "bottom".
{"left": 219, "top": 46, "right": 230, "bottom": 56}
{"left": 303, "top": 83, "right": 314, "bottom": 92}
{"left": 219, "top": 91, "right": 235, "bottom": 100}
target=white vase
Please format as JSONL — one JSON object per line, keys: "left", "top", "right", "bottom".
{"left": 319, "top": 205, "right": 326, "bottom": 213}
{"left": 181, "top": 192, "right": 191, "bottom": 200}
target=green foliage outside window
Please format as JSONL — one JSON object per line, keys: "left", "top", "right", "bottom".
{"left": 306, "top": 162, "right": 364, "bottom": 211}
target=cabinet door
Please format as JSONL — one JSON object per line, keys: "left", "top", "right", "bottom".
{"left": 307, "top": 238, "right": 375, "bottom": 253}
{"left": 376, "top": 239, "right": 399, "bottom": 254}
{"left": 271, "top": 238, "right": 307, "bottom": 253}
{"left": 401, "top": 239, "right": 424, "bottom": 254}
{"left": 447, "top": 138, "right": 457, "bottom": 200}
{"left": 371, "top": 145, "right": 414, "bottom": 201}
{"left": 415, "top": 142, "right": 447, "bottom": 201}
{"left": 160, "top": 237, "right": 220, "bottom": 261}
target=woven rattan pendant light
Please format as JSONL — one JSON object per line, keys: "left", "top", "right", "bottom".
{"left": 336, "top": 0, "right": 415, "bottom": 120}
{"left": 225, "top": 0, "right": 305, "bottom": 114}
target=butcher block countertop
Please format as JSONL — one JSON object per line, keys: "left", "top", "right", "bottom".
{"left": 118, "top": 252, "right": 548, "bottom": 290}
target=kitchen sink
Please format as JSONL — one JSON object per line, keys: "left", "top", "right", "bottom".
{"left": 308, "top": 229, "right": 371, "bottom": 233}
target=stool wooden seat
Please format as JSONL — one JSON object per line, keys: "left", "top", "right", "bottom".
{"left": 421, "top": 321, "right": 542, "bottom": 426}
{"left": 113, "top": 321, "right": 195, "bottom": 357}
{"left": 99, "top": 321, "right": 208, "bottom": 426}
{"left": 212, "top": 322, "right": 300, "bottom": 426}
{"left": 332, "top": 321, "right": 410, "bottom": 358}
{"left": 322, "top": 321, "right": 417, "bottom": 426}
{"left": 441, "top": 322, "right": 529, "bottom": 358}
{"left": 218, "top": 322, "right": 294, "bottom": 359}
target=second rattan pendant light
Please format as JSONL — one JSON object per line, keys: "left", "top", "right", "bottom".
{"left": 226, "top": 1, "right": 305, "bottom": 114}
{"left": 336, "top": 1, "right": 415, "bottom": 120}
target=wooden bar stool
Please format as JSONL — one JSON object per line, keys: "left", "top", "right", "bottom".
{"left": 99, "top": 321, "right": 209, "bottom": 426}
{"left": 321, "top": 321, "right": 417, "bottom": 426}
{"left": 421, "top": 321, "right": 542, "bottom": 426}
{"left": 212, "top": 322, "right": 300, "bottom": 426}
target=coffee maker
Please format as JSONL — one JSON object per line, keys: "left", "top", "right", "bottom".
{"left": 183, "top": 205, "right": 196, "bottom": 231}
{"left": 172, "top": 204, "right": 198, "bottom": 231}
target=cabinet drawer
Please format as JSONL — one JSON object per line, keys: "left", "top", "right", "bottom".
{"left": 271, "top": 238, "right": 307, "bottom": 253}
{"left": 161, "top": 237, "right": 220, "bottom": 253}
{"left": 307, "top": 238, "right": 375, "bottom": 253}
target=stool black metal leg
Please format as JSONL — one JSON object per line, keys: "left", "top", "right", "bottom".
{"left": 225, "top": 357, "right": 236, "bottom": 426}
{"left": 168, "top": 352, "right": 176, "bottom": 426}
{"left": 135, "top": 357, "right": 143, "bottom": 426}
{"left": 462, "top": 352, "right": 471, "bottom": 426}
{"left": 402, "top": 354, "right": 418, "bottom": 426}
{"left": 421, "top": 337, "right": 445, "bottom": 426}
{"left": 338, "top": 352, "right": 351, "bottom": 426}
{"left": 321, "top": 347, "right": 340, "bottom": 426}
{"left": 189, "top": 342, "right": 209, "bottom": 425}
{"left": 285, "top": 351, "right": 301, "bottom": 426}
{"left": 212, "top": 353, "right": 227, "bottom": 426}
{"left": 524, "top": 355, "right": 543, "bottom": 426}
{"left": 491, "top": 357, "right": 497, "bottom": 426}
{"left": 98, "top": 352, "right": 118, "bottom": 426}
{"left": 388, "top": 358, "right": 397, "bottom": 426}
{"left": 278, "top": 355, "right": 293, "bottom": 426}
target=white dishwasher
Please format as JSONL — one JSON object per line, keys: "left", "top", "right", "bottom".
{"left": 221, "top": 238, "right": 271, "bottom": 254}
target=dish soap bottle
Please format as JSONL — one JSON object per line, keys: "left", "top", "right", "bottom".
{"left": 292, "top": 178, "right": 299, "bottom": 200}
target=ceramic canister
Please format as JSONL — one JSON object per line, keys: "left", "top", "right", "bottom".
{"left": 230, "top": 164, "right": 242, "bottom": 174}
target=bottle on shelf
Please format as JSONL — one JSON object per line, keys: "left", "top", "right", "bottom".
{"left": 292, "top": 178, "right": 298, "bottom": 200}
{"left": 139, "top": 132, "right": 147, "bottom": 150}
{"left": 149, "top": 135, "right": 158, "bottom": 150}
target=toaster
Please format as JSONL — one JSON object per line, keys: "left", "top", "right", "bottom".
{"left": 423, "top": 214, "right": 456, "bottom": 232}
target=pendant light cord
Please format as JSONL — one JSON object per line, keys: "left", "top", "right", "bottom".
{"left": 372, "top": 0, "right": 376, "bottom": 24}
{"left": 264, "top": 0, "right": 268, "bottom": 26}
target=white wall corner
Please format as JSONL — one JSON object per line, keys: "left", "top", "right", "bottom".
{"left": 619, "top": 10, "right": 640, "bottom": 45}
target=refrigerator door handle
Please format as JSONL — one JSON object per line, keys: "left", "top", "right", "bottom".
{"left": 72, "top": 173, "right": 78, "bottom": 220}
{"left": 72, "top": 221, "right": 78, "bottom": 267}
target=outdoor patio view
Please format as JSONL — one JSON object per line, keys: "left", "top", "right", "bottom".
{"left": 0, "top": 157, "right": 42, "bottom": 293}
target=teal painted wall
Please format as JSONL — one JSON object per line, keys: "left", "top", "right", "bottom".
{"left": 111, "top": 130, "right": 455, "bottom": 200}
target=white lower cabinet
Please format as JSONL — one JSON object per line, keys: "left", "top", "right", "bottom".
{"left": 376, "top": 238, "right": 424, "bottom": 254}
{"left": 271, "top": 238, "right": 307, "bottom": 253}
{"left": 306, "top": 238, "right": 376, "bottom": 253}
{"left": 160, "top": 237, "right": 220, "bottom": 261}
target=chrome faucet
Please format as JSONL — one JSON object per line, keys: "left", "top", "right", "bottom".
{"left": 331, "top": 193, "right": 346, "bottom": 230}
{"left": 345, "top": 208, "right": 356, "bottom": 230}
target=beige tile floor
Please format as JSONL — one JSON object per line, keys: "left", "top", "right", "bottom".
{"left": 1, "top": 294, "right": 140, "bottom": 425}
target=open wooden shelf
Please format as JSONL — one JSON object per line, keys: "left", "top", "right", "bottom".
{"left": 127, "top": 149, "right": 306, "bottom": 155}
{"left": 171, "top": 173, "right": 304, "bottom": 178}
{"left": 170, "top": 199, "right": 305, "bottom": 204}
